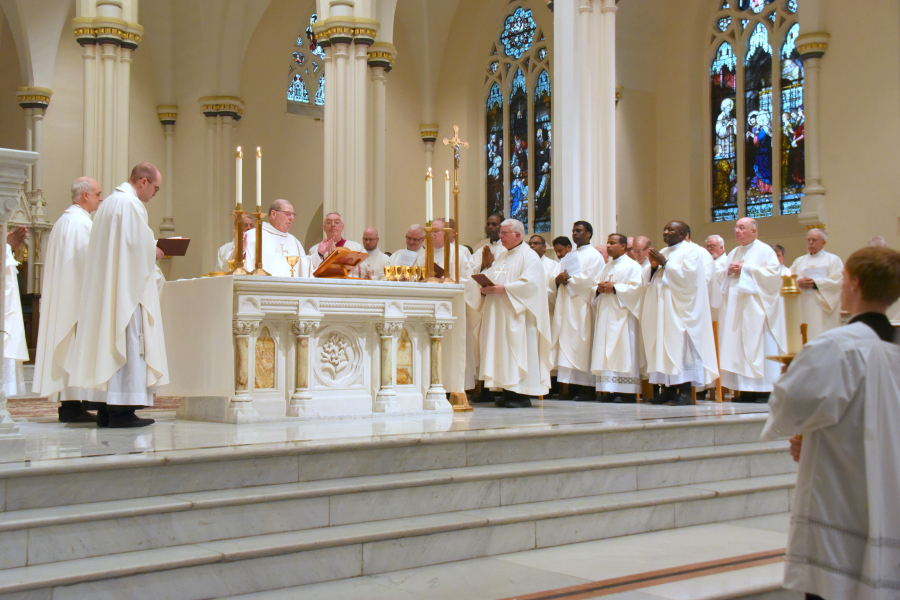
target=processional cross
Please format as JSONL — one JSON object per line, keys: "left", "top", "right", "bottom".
{"left": 442, "top": 125, "right": 469, "bottom": 170}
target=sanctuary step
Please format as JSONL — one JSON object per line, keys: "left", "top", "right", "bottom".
{"left": 0, "top": 411, "right": 796, "bottom": 599}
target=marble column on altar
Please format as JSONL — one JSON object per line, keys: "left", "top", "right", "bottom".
{"left": 375, "top": 321, "right": 403, "bottom": 413}
{"left": 796, "top": 29, "right": 830, "bottom": 230}
{"left": 157, "top": 107, "right": 177, "bottom": 238}
{"left": 231, "top": 319, "right": 261, "bottom": 422}
{"left": 369, "top": 44, "right": 396, "bottom": 239}
{"left": 424, "top": 322, "right": 453, "bottom": 412}
{"left": 288, "top": 320, "right": 321, "bottom": 417}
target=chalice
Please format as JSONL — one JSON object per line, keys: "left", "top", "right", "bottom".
{"left": 286, "top": 255, "right": 300, "bottom": 277}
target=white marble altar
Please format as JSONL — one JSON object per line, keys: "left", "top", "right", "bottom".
{"left": 159, "top": 276, "right": 465, "bottom": 423}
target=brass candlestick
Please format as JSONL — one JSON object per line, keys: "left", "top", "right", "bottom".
{"left": 443, "top": 125, "right": 468, "bottom": 284}
{"left": 250, "top": 211, "right": 271, "bottom": 276}
{"left": 228, "top": 209, "right": 249, "bottom": 275}
{"left": 423, "top": 226, "right": 442, "bottom": 283}
{"left": 443, "top": 228, "right": 453, "bottom": 281}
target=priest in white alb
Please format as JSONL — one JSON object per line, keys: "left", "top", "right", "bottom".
{"left": 551, "top": 221, "right": 605, "bottom": 401}
{"left": 528, "top": 234, "right": 560, "bottom": 310}
{"left": 591, "top": 234, "right": 645, "bottom": 403}
{"left": 633, "top": 236, "right": 653, "bottom": 283}
{"left": 33, "top": 177, "right": 103, "bottom": 422}
{"left": 642, "top": 221, "right": 719, "bottom": 406}
{"left": 67, "top": 163, "right": 168, "bottom": 428}
{"left": 388, "top": 224, "right": 427, "bottom": 268}
{"left": 2, "top": 230, "right": 28, "bottom": 399}
{"left": 307, "top": 212, "right": 365, "bottom": 276}
{"left": 216, "top": 212, "right": 254, "bottom": 272}
{"left": 789, "top": 228, "right": 843, "bottom": 341}
{"left": 468, "top": 219, "right": 551, "bottom": 408}
{"left": 717, "top": 218, "right": 785, "bottom": 403}
{"left": 360, "top": 227, "right": 389, "bottom": 280}
{"left": 244, "top": 199, "right": 307, "bottom": 277}
{"left": 432, "top": 218, "right": 473, "bottom": 281}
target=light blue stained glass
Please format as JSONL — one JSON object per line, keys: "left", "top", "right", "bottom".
{"left": 711, "top": 41, "right": 739, "bottom": 222}
{"left": 741, "top": 19, "right": 750, "bottom": 29}
{"left": 787, "top": 0, "right": 798, "bottom": 13}
{"left": 315, "top": 75, "right": 325, "bottom": 106}
{"left": 500, "top": 7, "right": 537, "bottom": 59}
{"left": 509, "top": 69, "right": 529, "bottom": 229}
{"left": 288, "top": 74, "right": 310, "bottom": 103}
{"left": 768, "top": 12, "right": 776, "bottom": 22}
{"left": 485, "top": 82, "right": 504, "bottom": 219}
{"left": 510, "top": 68, "right": 527, "bottom": 100}
{"left": 748, "top": 22, "right": 772, "bottom": 56}
{"left": 538, "top": 47, "right": 547, "bottom": 60}
{"left": 534, "top": 70, "right": 551, "bottom": 232}
{"left": 717, "top": 17, "right": 732, "bottom": 32}
{"left": 296, "top": 36, "right": 303, "bottom": 46}
{"left": 780, "top": 23, "right": 804, "bottom": 215}
{"left": 293, "top": 51, "right": 305, "bottom": 66}
{"left": 535, "top": 69, "right": 551, "bottom": 97}
{"left": 306, "top": 14, "right": 326, "bottom": 60}
{"left": 744, "top": 22, "right": 774, "bottom": 218}
{"left": 489, "top": 61, "right": 499, "bottom": 73}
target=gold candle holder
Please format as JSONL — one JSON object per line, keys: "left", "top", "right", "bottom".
{"left": 228, "top": 209, "right": 249, "bottom": 275}
{"left": 250, "top": 212, "right": 271, "bottom": 276}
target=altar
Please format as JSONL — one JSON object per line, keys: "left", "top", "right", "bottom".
{"left": 158, "top": 276, "right": 466, "bottom": 423}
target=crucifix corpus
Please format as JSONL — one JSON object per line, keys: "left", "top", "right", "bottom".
{"left": 442, "top": 126, "right": 468, "bottom": 285}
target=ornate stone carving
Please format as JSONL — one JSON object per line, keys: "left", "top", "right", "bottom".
{"left": 291, "top": 320, "right": 320, "bottom": 336}
{"left": 233, "top": 320, "right": 260, "bottom": 337}
{"left": 375, "top": 321, "right": 403, "bottom": 337}
{"left": 320, "top": 301, "right": 384, "bottom": 313}
{"left": 426, "top": 322, "right": 451, "bottom": 337}
{"left": 319, "top": 332, "right": 351, "bottom": 379}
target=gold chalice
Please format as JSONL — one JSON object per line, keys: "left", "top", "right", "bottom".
{"left": 286, "top": 255, "right": 300, "bottom": 277}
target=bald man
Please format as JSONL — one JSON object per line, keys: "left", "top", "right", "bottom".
{"left": 389, "top": 224, "right": 427, "bottom": 267}
{"left": 245, "top": 199, "right": 308, "bottom": 277}
{"left": 308, "top": 212, "right": 365, "bottom": 275}
{"left": 359, "top": 227, "right": 389, "bottom": 279}
{"left": 633, "top": 236, "right": 653, "bottom": 283}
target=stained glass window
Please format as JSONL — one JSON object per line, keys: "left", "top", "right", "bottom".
{"left": 293, "top": 52, "right": 305, "bottom": 66}
{"left": 533, "top": 70, "right": 552, "bottom": 233}
{"left": 288, "top": 12, "right": 326, "bottom": 109}
{"left": 787, "top": 0, "right": 797, "bottom": 13}
{"left": 486, "top": 83, "right": 504, "bottom": 219}
{"left": 740, "top": 0, "right": 775, "bottom": 12}
{"left": 509, "top": 69, "right": 529, "bottom": 230}
{"left": 500, "top": 7, "right": 537, "bottom": 59}
{"left": 744, "top": 23, "right": 774, "bottom": 218}
{"left": 780, "top": 23, "right": 804, "bottom": 215}
{"left": 315, "top": 75, "right": 325, "bottom": 106}
{"left": 306, "top": 14, "right": 326, "bottom": 60}
{"left": 288, "top": 74, "right": 310, "bottom": 104}
{"left": 711, "top": 42, "right": 739, "bottom": 222}
{"left": 538, "top": 47, "right": 548, "bottom": 61}
{"left": 717, "top": 17, "right": 732, "bottom": 32}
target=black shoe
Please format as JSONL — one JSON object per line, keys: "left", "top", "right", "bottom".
{"left": 695, "top": 390, "right": 708, "bottom": 400}
{"left": 665, "top": 393, "right": 692, "bottom": 406}
{"left": 97, "top": 404, "right": 109, "bottom": 428}
{"left": 58, "top": 401, "right": 96, "bottom": 423}
{"left": 649, "top": 386, "right": 675, "bottom": 405}
{"left": 612, "top": 394, "right": 637, "bottom": 404}
{"left": 107, "top": 408, "right": 155, "bottom": 428}
{"left": 472, "top": 388, "right": 496, "bottom": 403}
{"left": 505, "top": 396, "right": 533, "bottom": 408}
{"left": 754, "top": 392, "right": 770, "bottom": 404}
{"left": 574, "top": 393, "right": 596, "bottom": 402}
{"left": 733, "top": 392, "right": 755, "bottom": 403}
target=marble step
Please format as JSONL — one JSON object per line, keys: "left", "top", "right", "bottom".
{"left": 0, "top": 474, "right": 795, "bottom": 600}
{"left": 0, "top": 417, "right": 769, "bottom": 510}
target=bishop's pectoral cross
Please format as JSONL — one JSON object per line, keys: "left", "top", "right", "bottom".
{"left": 442, "top": 125, "right": 469, "bottom": 170}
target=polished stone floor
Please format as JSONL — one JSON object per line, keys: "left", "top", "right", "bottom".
{"left": 6, "top": 400, "right": 770, "bottom": 464}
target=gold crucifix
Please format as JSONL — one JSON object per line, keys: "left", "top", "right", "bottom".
{"left": 442, "top": 125, "right": 469, "bottom": 170}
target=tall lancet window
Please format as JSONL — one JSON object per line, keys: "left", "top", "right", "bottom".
{"left": 708, "top": 0, "right": 803, "bottom": 222}
{"left": 484, "top": 4, "right": 552, "bottom": 234}
{"left": 287, "top": 13, "right": 326, "bottom": 117}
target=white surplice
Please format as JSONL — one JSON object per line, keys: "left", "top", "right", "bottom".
{"left": 67, "top": 183, "right": 168, "bottom": 406}
{"left": 641, "top": 241, "right": 719, "bottom": 387}
{"left": 359, "top": 248, "right": 390, "bottom": 280}
{"left": 2, "top": 245, "right": 27, "bottom": 397}
{"left": 590, "top": 254, "right": 645, "bottom": 393}
{"left": 789, "top": 250, "right": 843, "bottom": 341}
{"left": 216, "top": 240, "right": 237, "bottom": 272}
{"left": 308, "top": 239, "right": 365, "bottom": 277}
{"left": 467, "top": 242, "right": 551, "bottom": 395}
{"left": 710, "top": 252, "right": 729, "bottom": 322}
{"left": 551, "top": 244, "right": 605, "bottom": 386}
{"left": 244, "top": 222, "right": 308, "bottom": 278}
{"left": 540, "top": 254, "right": 561, "bottom": 311}
{"left": 762, "top": 321, "right": 900, "bottom": 600}
{"left": 434, "top": 242, "right": 474, "bottom": 281}
{"left": 718, "top": 240, "right": 785, "bottom": 392}
{"left": 33, "top": 205, "right": 93, "bottom": 400}
{"left": 639, "top": 258, "right": 651, "bottom": 284}
{"left": 388, "top": 246, "right": 426, "bottom": 268}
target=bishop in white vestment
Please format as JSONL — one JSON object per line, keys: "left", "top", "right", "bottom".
{"left": 68, "top": 164, "right": 168, "bottom": 428}
{"left": 307, "top": 212, "right": 365, "bottom": 275}
{"left": 591, "top": 235, "right": 645, "bottom": 402}
{"left": 33, "top": 178, "right": 102, "bottom": 421}
{"left": 717, "top": 219, "right": 785, "bottom": 400}
{"left": 468, "top": 219, "right": 551, "bottom": 406}
{"left": 550, "top": 222, "right": 605, "bottom": 399}
{"left": 244, "top": 200, "right": 307, "bottom": 277}
{"left": 789, "top": 229, "right": 843, "bottom": 341}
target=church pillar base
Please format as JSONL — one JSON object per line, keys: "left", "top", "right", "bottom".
{"left": 226, "top": 400, "right": 260, "bottom": 423}
{"left": 0, "top": 428, "right": 24, "bottom": 464}
{"left": 424, "top": 389, "right": 452, "bottom": 413}
{"left": 374, "top": 390, "right": 402, "bottom": 413}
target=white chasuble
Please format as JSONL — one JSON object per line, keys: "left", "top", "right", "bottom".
{"left": 762, "top": 322, "right": 900, "bottom": 600}
{"left": 308, "top": 239, "right": 365, "bottom": 277}
{"left": 244, "top": 223, "right": 308, "bottom": 278}
{"left": 550, "top": 244, "right": 605, "bottom": 385}
{"left": 434, "top": 243, "right": 474, "bottom": 282}
{"left": 590, "top": 255, "right": 645, "bottom": 393}
{"left": 789, "top": 250, "right": 843, "bottom": 341}
{"left": 540, "top": 255, "right": 561, "bottom": 311}
{"left": 639, "top": 258, "right": 651, "bottom": 284}
{"left": 711, "top": 252, "right": 729, "bottom": 321}
{"left": 33, "top": 205, "right": 92, "bottom": 399}
{"left": 473, "top": 238, "right": 504, "bottom": 257}
{"left": 718, "top": 240, "right": 785, "bottom": 392}
{"left": 68, "top": 183, "right": 168, "bottom": 405}
{"left": 359, "top": 248, "right": 389, "bottom": 280}
{"left": 467, "top": 242, "right": 551, "bottom": 395}
{"left": 388, "top": 247, "right": 426, "bottom": 268}
{"left": 641, "top": 241, "right": 719, "bottom": 387}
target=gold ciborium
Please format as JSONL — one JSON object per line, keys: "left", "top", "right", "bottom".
{"left": 286, "top": 255, "right": 300, "bottom": 277}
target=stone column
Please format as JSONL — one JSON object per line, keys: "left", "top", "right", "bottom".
{"left": 368, "top": 43, "right": 395, "bottom": 239}
{"left": 374, "top": 321, "right": 403, "bottom": 413}
{"left": 231, "top": 319, "right": 261, "bottom": 421}
{"left": 116, "top": 28, "right": 141, "bottom": 181}
{"left": 157, "top": 107, "right": 177, "bottom": 237}
{"left": 17, "top": 89, "right": 52, "bottom": 294}
{"left": 419, "top": 125, "right": 438, "bottom": 178}
{"left": 598, "top": 0, "right": 618, "bottom": 240}
{"left": 74, "top": 22, "right": 98, "bottom": 177}
{"left": 796, "top": 32, "right": 830, "bottom": 230}
{"left": 424, "top": 322, "right": 453, "bottom": 412}
{"left": 578, "top": 0, "right": 596, "bottom": 229}
{"left": 287, "top": 320, "right": 321, "bottom": 417}
{"left": 552, "top": 0, "right": 582, "bottom": 234}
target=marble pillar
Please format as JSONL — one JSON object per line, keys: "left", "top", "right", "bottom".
{"left": 599, "top": 0, "right": 617, "bottom": 240}
{"left": 424, "top": 323, "right": 453, "bottom": 412}
{"left": 369, "top": 43, "right": 395, "bottom": 239}
{"left": 288, "top": 320, "right": 321, "bottom": 417}
{"left": 231, "top": 319, "right": 261, "bottom": 421}
{"left": 796, "top": 32, "right": 830, "bottom": 230}
{"left": 157, "top": 107, "right": 177, "bottom": 237}
{"left": 375, "top": 321, "right": 403, "bottom": 413}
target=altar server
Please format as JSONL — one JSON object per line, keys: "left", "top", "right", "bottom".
{"left": 642, "top": 221, "right": 719, "bottom": 405}
{"left": 33, "top": 177, "right": 102, "bottom": 422}
{"left": 789, "top": 229, "right": 843, "bottom": 341}
{"left": 551, "top": 221, "right": 605, "bottom": 401}
{"left": 216, "top": 212, "right": 254, "bottom": 272}
{"left": 468, "top": 219, "right": 551, "bottom": 407}
{"left": 718, "top": 218, "right": 785, "bottom": 402}
{"left": 244, "top": 200, "right": 307, "bottom": 277}
{"left": 762, "top": 246, "right": 900, "bottom": 600}
{"left": 308, "top": 212, "right": 365, "bottom": 275}
{"left": 68, "top": 163, "right": 168, "bottom": 428}
{"left": 528, "top": 234, "right": 560, "bottom": 310}
{"left": 388, "top": 224, "right": 427, "bottom": 268}
{"left": 591, "top": 234, "right": 645, "bottom": 403}
{"left": 360, "top": 227, "right": 389, "bottom": 279}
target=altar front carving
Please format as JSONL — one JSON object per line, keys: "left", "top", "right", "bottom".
{"left": 159, "top": 276, "right": 465, "bottom": 423}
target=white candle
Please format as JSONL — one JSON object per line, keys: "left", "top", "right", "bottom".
{"left": 256, "top": 147, "right": 262, "bottom": 210}
{"left": 425, "top": 169, "right": 433, "bottom": 223}
{"left": 444, "top": 171, "right": 450, "bottom": 221}
{"left": 235, "top": 147, "right": 243, "bottom": 210}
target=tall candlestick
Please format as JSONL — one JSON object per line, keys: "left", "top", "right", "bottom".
{"left": 235, "top": 147, "right": 243, "bottom": 210}
{"left": 255, "top": 147, "right": 262, "bottom": 209}
{"left": 425, "top": 168, "right": 433, "bottom": 223}
{"left": 444, "top": 171, "right": 450, "bottom": 220}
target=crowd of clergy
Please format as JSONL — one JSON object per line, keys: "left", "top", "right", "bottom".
{"left": 7, "top": 161, "right": 892, "bottom": 425}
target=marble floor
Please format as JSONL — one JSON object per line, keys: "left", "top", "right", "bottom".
{"left": 7, "top": 400, "right": 769, "bottom": 464}
{"left": 223, "top": 513, "right": 796, "bottom": 600}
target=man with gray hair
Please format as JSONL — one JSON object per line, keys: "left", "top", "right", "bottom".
{"left": 244, "top": 199, "right": 307, "bottom": 277}
{"left": 633, "top": 236, "right": 653, "bottom": 283}
{"left": 789, "top": 228, "right": 843, "bottom": 341}
{"left": 308, "top": 212, "right": 365, "bottom": 275}
{"left": 389, "top": 224, "right": 427, "bottom": 268}
{"left": 467, "top": 219, "right": 551, "bottom": 407}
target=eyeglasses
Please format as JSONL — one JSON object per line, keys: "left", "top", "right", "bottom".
{"left": 406, "top": 236, "right": 425, "bottom": 242}
{"left": 142, "top": 178, "right": 160, "bottom": 193}
{"left": 274, "top": 210, "right": 295, "bottom": 217}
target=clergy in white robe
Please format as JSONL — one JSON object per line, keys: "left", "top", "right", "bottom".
{"left": 789, "top": 229, "right": 843, "bottom": 341}
{"left": 468, "top": 219, "right": 551, "bottom": 406}
{"left": 388, "top": 224, "right": 427, "bottom": 269}
{"left": 244, "top": 200, "right": 308, "bottom": 278}
{"left": 359, "top": 227, "right": 389, "bottom": 280}
{"left": 762, "top": 246, "right": 900, "bottom": 600}
{"left": 550, "top": 222, "right": 606, "bottom": 399}
{"left": 67, "top": 164, "right": 168, "bottom": 428}
{"left": 307, "top": 212, "right": 365, "bottom": 276}
{"left": 642, "top": 221, "right": 719, "bottom": 405}
{"left": 633, "top": 236, "right": 653, "bottom": 284}
{"left": 2, "top": 244, "right": 27, "bottom": 398}
{"left": 527, "top": 234, "right": 560, "bottom": 310}
{"left": 772, "top": 244, "right": 792, "bottom": 277}
{"left": 717, "top": 219, "right": 785, "bottom": 400}
{"left": 591, "top": 235, "right": 645, "bottom": 402}
{"left": 216, "top": 213, "right": 254, "bottom": 272}
{"left": 33, "top": 178, "right": 102, "bottom": 421}
{"left": 473, "top": 214, "right": 503, "bottom": 256}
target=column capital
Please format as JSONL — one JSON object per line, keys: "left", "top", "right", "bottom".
{"left": 16, "top": 87, "right": 52, "bottom": 110}
{"left": 198, "top": 96, "right": 244, "bottom": 121}
{"left": 367, "top": 41, "right": 396, "bottom": 71}
{"left": 73, "top": 16, "right": 142, "bottom": 49}
{"left": 419, "top": 124, "right": 439, "bottom": 144}
{"left": 314, "top": 16, "right": 380, "bottom": 47}
{"left": 157, "top": 105, "right": 178, "bottom": 125}
{"left": 796, "top": 32, "right": 829, "bottom": 59}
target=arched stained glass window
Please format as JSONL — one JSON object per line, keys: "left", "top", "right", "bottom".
{"left": 288, "top": 74, "right": 310, "bottom": 103}
{"left": 287, "top": 12, "right": 325, "bottom": 116}
{"left": 484, "top": 5, "right": 551, "bottom": 234}
{"left": 708, "top": 0, "right": 802, "bottom": 222}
